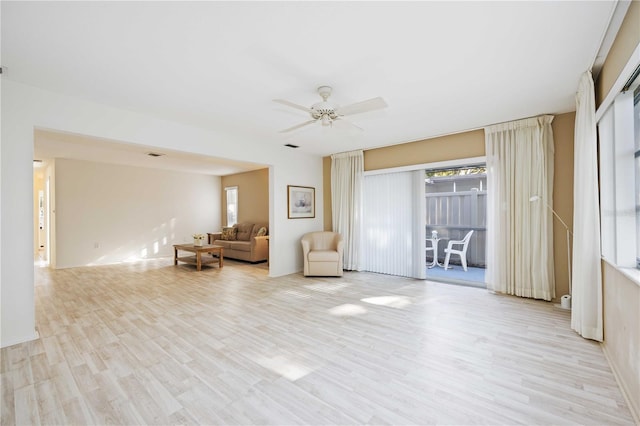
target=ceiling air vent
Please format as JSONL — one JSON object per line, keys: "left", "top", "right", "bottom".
{"left": 284, "top": 143, "right": 299, "bottom": 148}
{"left": 146, "top": 152, "right": 164, "bottom": 157}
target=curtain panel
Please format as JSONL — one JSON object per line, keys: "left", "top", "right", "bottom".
{"left": 361, "top": 170, "right": 426, "bottom": 279}
{"left": 485, "top": 115, "right": 555, "bottom": 300}
{"left": 331, "top": 150, "right": 364, "bottom": 271}
{"left": 572, "top": 71, "right": 603, "bottom": 341}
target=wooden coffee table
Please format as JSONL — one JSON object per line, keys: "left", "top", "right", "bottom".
{"left": 173, "top": 244, "right": 223, "bottom": 271}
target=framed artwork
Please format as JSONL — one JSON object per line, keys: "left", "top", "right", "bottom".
{"left": 287, "top": 185, "right": 315, "bottom": 219}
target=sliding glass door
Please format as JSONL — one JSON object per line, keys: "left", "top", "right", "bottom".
{"left": 424, "top": 165, "right": 487, "bottom": 286}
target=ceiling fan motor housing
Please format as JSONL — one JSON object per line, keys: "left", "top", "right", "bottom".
{"left": 312, "top": 86, "right": 338, "bottom": 124}
{"left": 311, "top": 102, "right": 338, "bottom": 121}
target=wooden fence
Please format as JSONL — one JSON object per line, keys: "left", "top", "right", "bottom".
{"left": 426, "top": 190, "right": 487, "bottom": 267}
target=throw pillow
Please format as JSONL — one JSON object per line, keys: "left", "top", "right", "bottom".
{"left": 221, "top": 227, "right": 237, "bottom": 241}
{"left": 256, "top": 226, "right": 267, "bottom": 237}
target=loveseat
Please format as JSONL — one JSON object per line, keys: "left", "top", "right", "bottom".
{"left": 208, "top": 222, "right": 269, "bottom": 263}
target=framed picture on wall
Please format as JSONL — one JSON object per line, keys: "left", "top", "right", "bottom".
{"left": 287, "top": 185, "right": 315, "bottom": 219}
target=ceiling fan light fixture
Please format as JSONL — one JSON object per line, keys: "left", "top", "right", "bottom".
{"left": 321, "top": 115, "right": 332, "bottom": 126}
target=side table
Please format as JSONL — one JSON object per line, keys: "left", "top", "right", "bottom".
{"left": 426, "top": 238, "right": 444, "bottom": 268}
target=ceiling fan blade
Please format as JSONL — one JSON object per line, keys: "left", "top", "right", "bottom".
{"left": 279, "top": 119, "right": 318, "bottom": 133}
{"left": 336, "top": 97, "right": 387, "bottom": 116}
{"left": 333, "top": 117, "right": 363, "bottom": 131}
{"left": 273, "top": 99, "right": 312, "bottom": 113}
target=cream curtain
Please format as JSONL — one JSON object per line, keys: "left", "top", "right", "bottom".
{"left": 361, "top": 170, "right": 426, "bottom": 279}
{"left": 485, "top": 115, "right": 555, "bottom": 300}
{"left": 572, "top": 71, "right": 603, "bottom": 341}
{"left": 331, "top": 150, "right": 364, "bottom": 270}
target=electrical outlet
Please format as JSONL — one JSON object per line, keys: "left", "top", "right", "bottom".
{"left": 94, "top": 242, "right": 100, "bottom": 249}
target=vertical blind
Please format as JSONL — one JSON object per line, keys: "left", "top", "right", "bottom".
{"left": 361, "top": 170, "right": 426, "bottom": 279}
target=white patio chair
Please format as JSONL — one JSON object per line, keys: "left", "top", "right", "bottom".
{"left": 443, "top": 230, "right": 474, "bottom": 272}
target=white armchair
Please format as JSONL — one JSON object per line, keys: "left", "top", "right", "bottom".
{"left": 443, "top": 230, "right": 474, "bottom": 271}
{"left": 301, "top": 231, "right": 344, "bottom": 277}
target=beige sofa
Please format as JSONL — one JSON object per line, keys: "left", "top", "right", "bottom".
{"left": 208, "top": 222, "right": 269, "bottom": 263}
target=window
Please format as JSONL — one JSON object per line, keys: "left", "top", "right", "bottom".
{"left": 635, "top": 85, "right": 640, "bottom": 268}
{"left": 225, "top": 186, "right": 238, "bottom": 227}
{"left": 598, "top": 65, "right": 640, "bottom": 269}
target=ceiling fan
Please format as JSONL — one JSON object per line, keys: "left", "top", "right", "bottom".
{"left": 274, "top": 86, "right": 387, "bottom": 133}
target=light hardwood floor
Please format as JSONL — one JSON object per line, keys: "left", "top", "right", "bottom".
{"left": 1, "top": 258, "right": 635, "bottom": 425}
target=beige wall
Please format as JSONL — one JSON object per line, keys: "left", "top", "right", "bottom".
{"left": 54, "top": 158, "right": 220, "bottom": 268}
{"left": 364, "top": 129, "right": 485, "bottom": 171}
{"left": 323, "top": 156, "right": 332, "bottom": 232}
{"left": 595, "top": 4, "right": 640, "bottom": 422}
{"left": 323, "top": 115, "right": 574, "bottom": 299}
{"left": 551, "top": 112, "right": 575, "bottom": 299}
{"left": 221, "top": 168, "right": 269, "bottom": 226}
{"left": 596, "top": 0, "right": 640, "bottom": 107}
{"left": 602, "top": 262, "right": 640, "bottom": 421}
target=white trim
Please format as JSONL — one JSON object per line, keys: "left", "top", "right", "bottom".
{"left": 612, "top": 92, "right": 637, "bottom": 268}
{"left": 1, "top": 330, "right": 39, "bottom": 349}
{"left": 595, "top": 43, "right": 640, "bottom": 122}
{"left": 591, "top": 0, "right": 632, "bottom": 80}
{"left": 602, "top": 257, "right": 640, "bottom": 288}
{"left": 598, "top": 106, "right": 616, "bottom": 261}
{"left": 364, "top": 156, "right": 486, "bottom": 176}
{"left": 620, "top": 267, "right": 640, "bottom": 288}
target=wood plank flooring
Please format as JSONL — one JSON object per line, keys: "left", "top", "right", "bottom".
{"left": 1, "top": 258, "right": 635, "bottom": 425}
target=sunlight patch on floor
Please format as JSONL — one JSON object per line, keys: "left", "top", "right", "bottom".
{"left": 328, "top": 304, "right": 367, "bottom": 316}
{"left": 304, "top": 282, "right": 350, "bottom": 294}
{"left": 253, "top": 355, "right": 314, "bottom": 381}
{"left": 280, "top": 289, "right": 312, "bottom": 299}
{"left": 361, "top": 295, "right": 412, "bottom": 309}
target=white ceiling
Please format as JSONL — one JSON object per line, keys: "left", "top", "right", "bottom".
{"left": 33, "top": 128, "right": 264, "bottom": 176}
{"left": 2, "top": 1, "right": 620, "bottom": 175}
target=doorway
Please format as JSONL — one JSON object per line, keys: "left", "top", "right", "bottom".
{"left": 33, "top": 161, "right": 51, "bottom": 267}
{"left": 424, "top": 164, "right": 486, "bottom": 286}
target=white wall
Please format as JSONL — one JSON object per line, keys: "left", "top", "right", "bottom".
{"left": 54, "top": 158, "right": 220, "bottom": 268}
{"left": 1, "top": 80, "right": 323, "bottom": 347}
{"left": 1, "top": 84, "right": 37, "bottom": 347}
{"left": 268, "top": 160, "right": 324, "bottom": 277}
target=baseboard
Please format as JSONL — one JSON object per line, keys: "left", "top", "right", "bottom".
{"left": 425, "top": 276, "right": 486, "bottom": 289}
{"left": 0, "top": 328, "right": 39, "bottom": 349}
{"left": 601, "top": 343, "right": 640, "bottom": 425}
